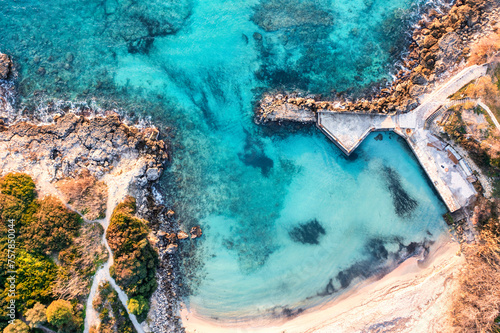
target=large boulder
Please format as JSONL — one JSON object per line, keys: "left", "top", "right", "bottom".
{"left": 438, "top": 32, "right": 463, "bottom": 64}
{"left": 410, "top": 72, "right": 428, "bottom": 86}
{"left": 420, "top": 35, "right": 438, "bottom": 49}
{"left": 177, "top": 231, "right": 189, "bottom": 240}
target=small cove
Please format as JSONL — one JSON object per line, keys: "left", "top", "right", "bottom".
{"left": 0, "top": 0, "right": 450, "bottom": 324}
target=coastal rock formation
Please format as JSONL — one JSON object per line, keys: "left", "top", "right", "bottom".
{"left": 0, "top": 112, "right": 167, "bottom": 183}
{"left": 0, "top": 53, "right": 11, "bottom": 79}
{"left": 190, "top": 226, "right": 203, "bottom": 239}
{"left": 177, "top": 230, "right": 189, "bottom": 239}
{"left": 0, "top": 86, "right": 185, "bottom": 331}
{"left": 0, "top": 53, "right": 15, "bottom": 119}
{"left": 255, "top": 0, "right": 496, "bottom": 123}
{"left": 166, "top": 243, "right": 178, "bottom": 254}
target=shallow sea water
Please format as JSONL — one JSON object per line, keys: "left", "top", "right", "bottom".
{"left": 0, "top": 0, "right": 447, "bottom": 321}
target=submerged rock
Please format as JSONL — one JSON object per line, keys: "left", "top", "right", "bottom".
{"left": 289, "top": 219, "right": 326, "bottom": 245}
{"left": 251, "top": 0, "right": 334, "bottom": 32}
{"left": 238, "top": 129, "right": 274, "bottom": 176}
{"left": 383, "top": 166, "right": 418, "bottom": 217}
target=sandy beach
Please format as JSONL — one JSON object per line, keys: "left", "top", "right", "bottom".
{"left": 180, "top": 235, "right": 463, "bottom": 332}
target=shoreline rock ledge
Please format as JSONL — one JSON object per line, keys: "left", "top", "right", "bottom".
{"left": 0, "top": 112, "right": 167, "bottom": 183}
{"left": 0, "top": 53, "right": 12, "bottom": 80}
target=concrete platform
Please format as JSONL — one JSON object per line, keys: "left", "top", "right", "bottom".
{"left": 317, "top": 112, "right": 396, "bottom": 155}
{"left": 315, "top": 64, "right": 488, "bottom": 212}
{"left": 406, "top": 130, "right": 476, "bottom": 212}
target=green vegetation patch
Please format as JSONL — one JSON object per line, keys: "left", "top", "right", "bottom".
{"left": 106, "top": 196, "right": 158, "bottom": 308}
{"left": 23, "top": 195, "right": 82, "bottom": 255}
{"left": 0, "top": 173, "right": 101, "bottom": 331}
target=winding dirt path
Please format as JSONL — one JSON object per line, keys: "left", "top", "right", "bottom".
{"left": 84, "top": 168, "right": 148, "bottom": 333}
{"left": 477, "top": 100, "right": 500, "bottom": 133}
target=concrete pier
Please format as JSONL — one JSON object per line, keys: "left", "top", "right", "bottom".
{"left": 316, "top": 64, "right": 488, "bottom": 212}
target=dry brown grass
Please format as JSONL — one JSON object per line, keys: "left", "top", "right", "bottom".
{"left": 451, "top": 221, "right": 500, "bottom": 332}
{"left": 468, "top": 32, "right": 500, "bottom": 65}
{"left": 52, "top": 223, "right": 108, "bottom": 300}
{"left": 465, "top": 76, "right": 500, "bottom": 100}
{"left": 56, "top": 170, "right": 107, "bottom": 220}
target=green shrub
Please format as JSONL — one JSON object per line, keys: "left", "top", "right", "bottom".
{"left": 0, "top": 173, "right": 36, "bottom": 207}
{"left": 443, "top": 213, "right": 454, "bottom": 225}
{"left": 106, "top": 197, "right": 158, "bottom": 301}
{"left": 46, "top": 299, "right": 74, "bottom": 329}
{"left": 9, "top": 251, "right": 57, "bottom": 312}
{"left": 127, "top": 296, "right": 149, "bottom": 322}
{"left": 23, "top": 195, "right": 82, "bottom": 255}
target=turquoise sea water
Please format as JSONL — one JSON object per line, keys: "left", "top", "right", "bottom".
{"left": 0, "top": 0, "right": 447, "bottom": 322}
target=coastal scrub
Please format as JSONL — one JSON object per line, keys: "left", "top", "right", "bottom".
{"left": 106, "top": 196, "right": 159, "bottom": 305}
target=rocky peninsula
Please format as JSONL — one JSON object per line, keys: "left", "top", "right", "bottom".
{"left": 0, "top": 54, "right": 197, "bottom": 333}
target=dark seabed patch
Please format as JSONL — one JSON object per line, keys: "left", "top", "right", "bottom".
{"left": 270, "top": 306, "right": 305, "bottom": 319}
{"left": 289, "top": 219, "right": 326, "bottom": 245}
{"left": 365, "top": 238, "right": 389, "bottom": 261}
{"left": 317, "top": 237, "right": 430, "bottom": 297}
{"left": 383, "top": 166, "right": 418, "bottom": 217}
{"left": 238, "top": 129, "right": 274, "bottom": 176}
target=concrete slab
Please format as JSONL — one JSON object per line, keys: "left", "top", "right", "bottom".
{"left": 317, "top": 112, "right": 396, "bottom": 154}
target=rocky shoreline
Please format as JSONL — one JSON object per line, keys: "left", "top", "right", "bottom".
{"left": 0, "top": 54, "right": 191, "bottom": 332}
{"left": 255, "top": 0, "right": 498, "bottom": 123}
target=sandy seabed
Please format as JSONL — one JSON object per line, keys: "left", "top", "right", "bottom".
{"left": 180, "top": 234, "right": 463, "bottom": 333}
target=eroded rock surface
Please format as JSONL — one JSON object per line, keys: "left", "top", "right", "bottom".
{"left": 0, "top": 53, "right": 12, "bottom": 80}
{"left": 0, "top": 113, "right": 167, "bottom": 184}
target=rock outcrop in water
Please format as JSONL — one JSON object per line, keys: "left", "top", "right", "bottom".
{"left": 0, "top": 53, "right": 15, "bottom": 119}
{"left": 255, "top": 0, "right": 497, "bottom": 123}
{"left": 0, "top": 53, "right": 12, "bottom": 80}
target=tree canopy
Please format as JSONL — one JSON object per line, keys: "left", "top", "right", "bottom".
{"left": 107, "top": 196, "right": 158, "bottom": 302}
{"left": 46, "top": 299, "right": 74, "bottom": 328}
{"left": 3, "top": 319, "right": 29, "bottom": 333}
{"left": 23, "top": 195, "right": 82, "bottom": 255}
{"left": 25, "top": 302, "right": 47, "bottom": 328}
